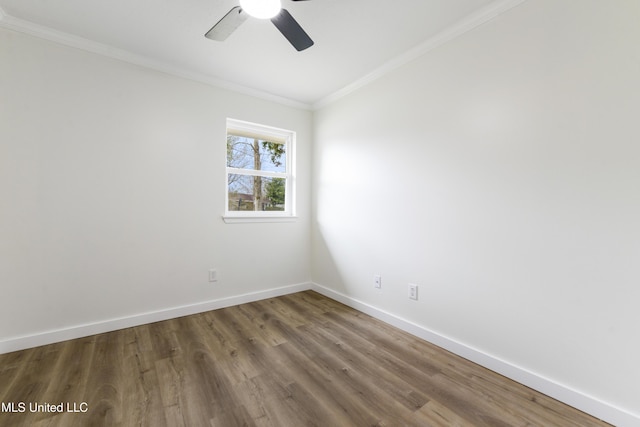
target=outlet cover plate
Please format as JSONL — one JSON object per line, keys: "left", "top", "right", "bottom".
{"left": 374, "top": 275, "right": 382, "bottom": 289}
{"left": 408, "top": 283, "right": 418, "bottom": 300}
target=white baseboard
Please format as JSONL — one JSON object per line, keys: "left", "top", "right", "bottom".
{"left": 2, "top": 281, "right": 637, "bottom": 426}
{"left": 0, "top": 282, "right": 312, "bottom": 355}
{"left": 311, "top": 283, "right": 639, "bottom": 427}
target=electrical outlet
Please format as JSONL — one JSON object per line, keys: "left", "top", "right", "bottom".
{"left": 209, "top": 269, "right": 218, "bottom": 282}
{"left": 373, "top": 275, "right": 382, "bottom": 289}
{"left": 408, "top": 283, "right": 418, "bottom": 300}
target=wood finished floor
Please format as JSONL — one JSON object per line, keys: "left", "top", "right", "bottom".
{"left": 0, "top": 291, "right": 610, "bottom": 427}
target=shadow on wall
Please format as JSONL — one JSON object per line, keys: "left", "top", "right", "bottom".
{"left": 311, "top": 221, "right": 348, "bottom": 292}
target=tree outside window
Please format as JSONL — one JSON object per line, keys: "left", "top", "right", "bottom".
{"left": 225, "top": 119, "right": 295, "bottom": 219}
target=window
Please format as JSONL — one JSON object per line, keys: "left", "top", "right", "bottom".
{"left": 224, "top": 119, "right": 296, "bottom": 222}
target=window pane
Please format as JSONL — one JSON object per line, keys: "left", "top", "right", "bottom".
{"left": 228, "top": 174, "right": 286, "bottom": 212}
{"left": 227, "top": 136, "right": 286, "bottom": 173}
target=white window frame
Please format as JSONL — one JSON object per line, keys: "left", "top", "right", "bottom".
{"left": 223, "top": 118, "right": 296, "bottom": 223}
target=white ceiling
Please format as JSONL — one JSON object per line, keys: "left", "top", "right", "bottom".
{"left": 0, "top": 0, "right": 524, "bottom": 108}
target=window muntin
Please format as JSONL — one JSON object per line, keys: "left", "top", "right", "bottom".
{"left": 225, "top": 119, "right": 295, "bottom": 219}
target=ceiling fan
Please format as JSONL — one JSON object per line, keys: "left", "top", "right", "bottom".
{"left": 205, "top": 0, "right": 314, "bottom": 51}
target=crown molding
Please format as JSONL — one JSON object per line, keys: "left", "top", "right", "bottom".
{"left": 0, "top": 11, "right": 313, "bottom": 111}
{"left": 1, "top": 0, "right": 527, "bottom": 112}
{"left": 312, "top": 0, "right": 528, "bottom": 110}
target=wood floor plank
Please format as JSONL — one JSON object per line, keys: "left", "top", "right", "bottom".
{"left": 154, "top": 355, "right": 186, "bottom": 427}
{"left": 258, "top": 297, "right": 310, "bottom": 328}
{"left": 413, "top": 399, "right": 477, "bottom": 427}
{"left": 299, "top": 322, "right": 431, "bottom": 413}
{"left": 237, "top": 302, "right": 290, "bottom": 346}
{"left": 0, "top": 291, "right": 612, "bottom": 427}
{"left": 272, "top": 341, "right": 378, "bottom": 426}
{"left": 83, "top": 331, "right": 125, "bottom": 427}
{"left": 121, "top": 342, "right": 167, "bottom": 426}
{"left": 282, "top": 324, "right": 420, "bottom": 425}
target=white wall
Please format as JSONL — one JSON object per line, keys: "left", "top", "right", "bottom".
{"left": 313, "top": 0, "right": 640, "bottom": 422}
{"left": 2, "top": 0, "right": 640, "bottom": 423}
{"left": 0, "top": 28, "right": 312, "bottom": 346}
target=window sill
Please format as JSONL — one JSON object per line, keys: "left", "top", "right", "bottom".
{"left": 222, "top": 215, "right": 298, "bottom": 224}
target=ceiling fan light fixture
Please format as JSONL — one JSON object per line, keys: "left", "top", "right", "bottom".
{"left": 239, "top": 0, "right": 282, "bottom": 19}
